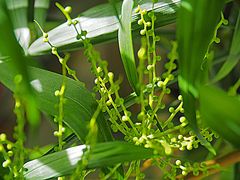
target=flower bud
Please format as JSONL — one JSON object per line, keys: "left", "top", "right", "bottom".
{"left": 64, "top": 6, "right": 72, "bottom": 14}
{"left": 0, "top": 133, "right": 6, "bottom": 141}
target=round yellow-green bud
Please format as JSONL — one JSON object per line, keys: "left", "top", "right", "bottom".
{"left": 140, "top": 29, "right": 146, "bottom": 35}
{"left": 144, "top": 144, "right": 150, "bottom": 148}
{"left": 157, "top": 81, "right": 164, "bottom": 88}
{"left": 193, "top": 170, "right": 199, "bottom": 176}
{"left": 169, "top": 107, "right": 175, "bottom": 113}
{"left": 6, "top": 144, "right": 12, "bottom": 150}
{"left": 142, "top": 9, "right": 147, "bottom": 15}
{"left": 165, "top": 88, "right": 171, "bottom": 94}
{"left": 178, "top": 135, "right": 183, "bottom": 140}
{"left": 171, "top": 137, "right": 177, "bottom": 143}
{"left": 179, "top": 117, "right": 186, "bottom": 123}
{"left": 214, "top": 37, "right": 220, "bottom": 43}
{"left": 137, "top": 48, "right": 146, "bottom": 58}
{"left": 122, "top": 115, "right": 128, "bottom": 122}
{"left": 64, "top": 6, "right": 72, "bottom": 14}
{"left": 165, "top": 147, "right": 172, "bottom": 155}
{"left": 146, "top": 22, "right": 151, "bottom": 27}
{"left": 138, "top": 137, "right": 144, "bottom": 143}
{"left": 53, "top": 131, "right": 59, "bottom": 137}
{"left": 182, "top": 170, "right": 188, "bottom": 176}
{"left": 106, "top": 100, "right": 111, "bottom": 106}
{"left": 15, "top": 100, "right": 21, "bottom": 108}
{"left": 181, "top": 122, "right": 188, "bottom": 127}
{"left": 178, "top": 95, "right": 183, "bottom": 101}
{"left": 179, "top": 146, "right": 185, "bottom": 151}
{"left": 147, "top": 65, "right": 153, "bottom": 71}
{"left": 133, "top": 137, "right": 138, "bottom": 142}
{"left": 7, "top": 151, "right": 13, "bottom": 157}
{"left": 94, "top": 78, "right": 98, "bottom": 84}
{"left": 108, "top": 72, "right": 114, "bottom": 81}
{"left": 54, "top": 90, "right": 60, "bottom": 96}
{"left": 61, "top": 127, "right": 66, "bottom": 133}
{"left": 2, "top": 159, "right": 11, "bottom": 168}
{"left": 96, "top": 67, "right": 102, "bottom": 73}
{"left": 168, "top": 74, "right": 174, "bottom": 80}
{"left": 138, "top": 19, "right": 143, "bottom": 25}
{"left": 175, "top": 160, "right": 181, "bottom": 166}
{"left": 137, "top": 111, "right": 145, "bottom": 120}
{"left": 187, "top": 143, "right": 193, "bottom": 150}
{"left": 180, "top": 108, "right": 184, "bottom": 113}
{"left": 0, "top": 133, "right": 6, "bottom": 141}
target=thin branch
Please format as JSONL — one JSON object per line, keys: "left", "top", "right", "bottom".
{"left": 177, "top": 150, "right": 240, "bottom": 180}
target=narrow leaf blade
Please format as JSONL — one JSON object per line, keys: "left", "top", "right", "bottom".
{"left": 0, "top": 1, "right": 39, "bottom": 125}
{"left": 0, "top": 61, "right": 113, "bottom": 142}
{"left": 28, "top": 0, "right": 180, "bottom": 55}
{"left": 23, "top": 141, "right": 154, "bottom": 179}
{"left": 200, "top": 86, "right": 240, "bottom": 147}
{"left": 118, "top": 0, "right": 139, "bottom": 94}
{"left": 34, "top": 0, "right": 50, "bottom": 37}
{"left": 177, "top": 0, "right": 225, "bottom": 154}
{"left": 6, "top": 0, "right": 30, "bottom": 51}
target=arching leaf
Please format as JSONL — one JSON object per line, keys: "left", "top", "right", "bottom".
{"left": 200, "top": 86, "right": 240, "bottom": 147}
{"left": 23, "top": 141, "right": 154, "bottom": 179}
{"left": 0, "top": 61, "right": 113, "bottom": 142}
{"left": 177, "top": 0, "right": 226, "bottom": 154}
{"left": 118, "top": 0, "right": 139, "bottom": 94}
{"left": 28, "top": 0, "right": 180, "bottom": 55}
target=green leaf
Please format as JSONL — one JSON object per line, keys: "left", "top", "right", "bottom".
{"left": 177, "top": 0, "right": 226, "bottom": 154}
{"left": 34, "top": 0, "right": 50, "bottom": 37}
{"left": 23, "top": 141, "right": 154, "bottom": 179}
{"left": 213, "top": 10, "right": 240, "bottom": 82}
{"left": 200, "top": 86, "right": 240, "bottom": 148}
{"left": 118, "top": 0, "right": 139, "bottom": 94}
{"left": 0, "top": 61, "right": 113, "bottom": 142}
{"left": 6, "top": 0, "right": 30, "bottom": 51}
{"left": 28, "top": 0, "right": 180, "bottom": 55}
{"left": 108, "top": 0, "right": 121, "bottom": 23}
{"left": 0, "top": 1, "right": 39, "bottom": 126}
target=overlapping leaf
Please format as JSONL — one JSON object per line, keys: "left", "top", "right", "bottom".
{"left": 28, "top": 0, "right": 180, "bottom": 55}
{"left": 24, "top": 141, "right": 154, "bottom": 179}
{"left": 177, "top": 0, "right": 226, "bottom": 154}
{"left": 34, "top": 0, "right": 50, "bottom": 37}
{"left": 0, "top": 0, "right": 39, "bottom": 125}
{"left": 118, "top": 0, "right": 139, "bottom": 94}
{"left": 0, "top": 61, "right": 113, "bottom": 142}
{"left": 200, "top": 86, "right": 240, "bottom": 147}
{"left": 6, "top": 0, "right": 30, "bottom": 51}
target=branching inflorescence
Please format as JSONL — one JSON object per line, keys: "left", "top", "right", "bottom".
{"left": 33, "top": 1, "right": 221, "bottom": 179}
{"left": 0, "top": 0, "right": 231, "bottom": 179}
